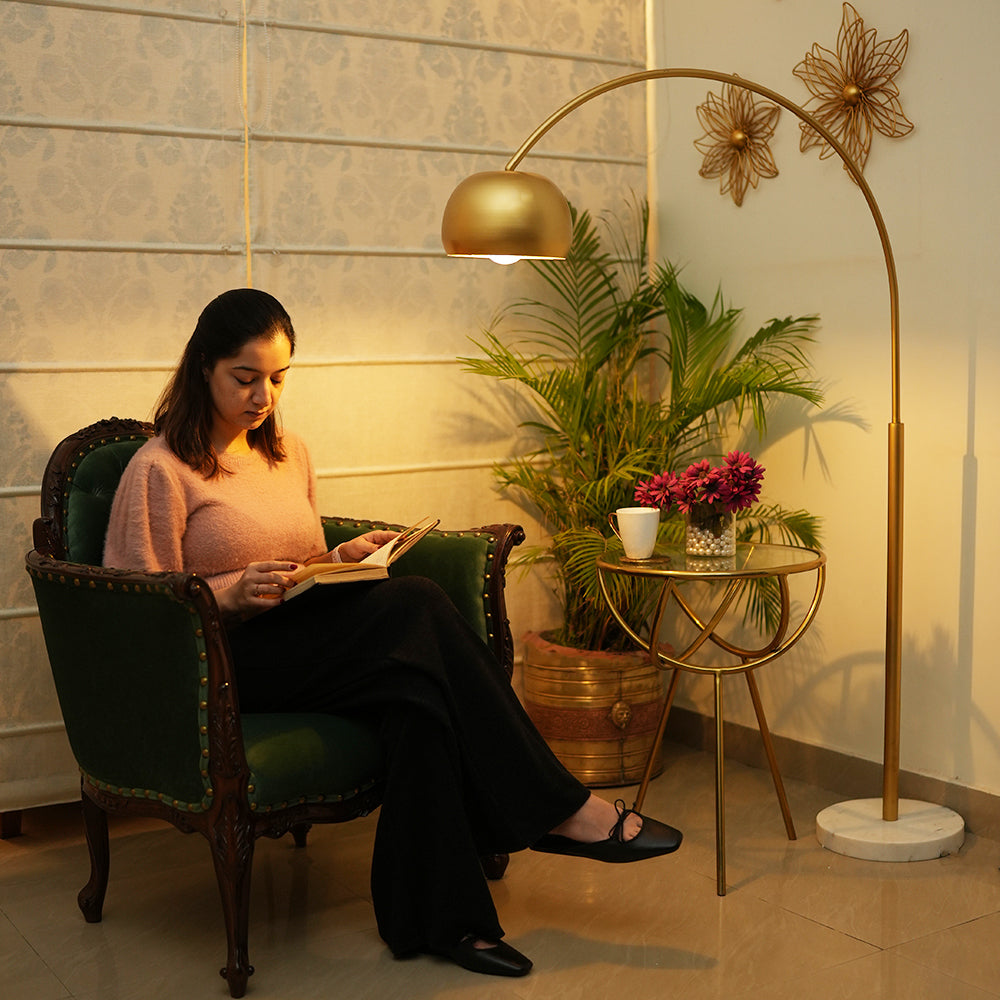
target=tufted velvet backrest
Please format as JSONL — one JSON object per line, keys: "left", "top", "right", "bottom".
{"left": 65, "top": 437, "right": 151, "bottom": 564}
{"left": 36, "top": 418, "right": 154, "bottom": 565}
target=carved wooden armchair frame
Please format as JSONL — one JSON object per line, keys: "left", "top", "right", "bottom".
{"left": 26, "top": 417, "right": 524, "bottom": 997}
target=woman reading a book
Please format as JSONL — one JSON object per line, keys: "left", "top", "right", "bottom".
{"left": 104, "top": 288, "right": 681, "bottom": 979}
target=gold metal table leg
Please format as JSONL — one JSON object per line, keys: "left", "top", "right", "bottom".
{"left": 744, "top": 670, "right": 796, "bottom": 840}
{"left": 714, "top": 672, "right": 726, "bottom": 896}
{"left": 633, "top": 668, "right": 681, "bottom": 814}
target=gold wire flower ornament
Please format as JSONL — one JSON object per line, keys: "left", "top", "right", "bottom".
{"left": 793, "top": 2, "right": 912, "bottom": 175}
{"left": 694, "top": 81, "right": 782, "bottom": 207}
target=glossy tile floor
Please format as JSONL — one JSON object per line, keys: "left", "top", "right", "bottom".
{"left": 4, "top": 741, "right": 1000, "bottom": 1000}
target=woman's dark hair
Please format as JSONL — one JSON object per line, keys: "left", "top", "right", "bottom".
{"left": 154, "top": 288, "right": 296, "bottom": 477}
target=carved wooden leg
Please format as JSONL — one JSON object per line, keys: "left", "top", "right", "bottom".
{"left": 209, "top": 802, "right": 255, "bottom": 999}
{"left": 291, "top": 822, "right": 311, "bottom": 848}
{"left": 78, "top": 793, "right": 109, "bottom": 923}
{"left": 480, "top": 852, "right": 509, "bottom": 880}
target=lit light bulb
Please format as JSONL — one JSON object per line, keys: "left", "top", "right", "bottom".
{"left": 488, "top": 255, "right": 521, "bottom": 265}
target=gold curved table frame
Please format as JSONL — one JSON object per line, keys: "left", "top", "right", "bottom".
{"left": 596, "top": 543, "right": 826, "bottom": 895}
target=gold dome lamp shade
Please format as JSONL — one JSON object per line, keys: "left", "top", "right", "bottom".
{"left": 440, "top": 169, "right": 572, "bottom": 264}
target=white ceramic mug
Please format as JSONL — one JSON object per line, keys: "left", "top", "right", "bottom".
{"left": 608, "top": 506, "right": 659, "bottom": 560}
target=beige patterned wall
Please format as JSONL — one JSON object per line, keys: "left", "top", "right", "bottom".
{"left": 0, "top": 1, "right": 647, "bottom": 813}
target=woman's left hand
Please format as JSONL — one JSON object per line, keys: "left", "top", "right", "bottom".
{"left": 334, "top": 529, "right": 399, "bottom": 563}
{"left": 215, "top": 560, "right": 300, "bottom": 621}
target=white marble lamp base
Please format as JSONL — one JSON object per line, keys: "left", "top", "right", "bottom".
{"left": 816, "top": 798, "right": 965, "bottom": 862}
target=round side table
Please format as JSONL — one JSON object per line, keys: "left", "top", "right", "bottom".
{"left": 596, "top": 542, "right": 826, "bottom": 894}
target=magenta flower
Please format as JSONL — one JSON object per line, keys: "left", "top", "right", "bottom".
{"left": 634, "top": 451, "right": 765, "bottom": 515}
{"left": 634, "top": 471, "right": 678, "bottom": 510}
{"left": 718, "top": 450, "right": 765, "bottom": 510}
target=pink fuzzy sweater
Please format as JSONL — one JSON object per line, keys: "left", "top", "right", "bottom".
{"left": 103, "top": 433, "right": 327, "bottom": 592}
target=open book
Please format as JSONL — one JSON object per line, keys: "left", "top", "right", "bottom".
{"left": 282, "top": 516, "right": 440, "bottom": 600}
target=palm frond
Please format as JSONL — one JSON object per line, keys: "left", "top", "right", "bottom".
{"left": 736, "top": 503, "right": 823, "bottom": 549}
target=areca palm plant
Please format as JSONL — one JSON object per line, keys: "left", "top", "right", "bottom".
{"left": 461, "top": 200, "right": 823, "bottom": 651}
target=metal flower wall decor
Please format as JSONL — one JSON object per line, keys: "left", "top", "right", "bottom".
{"left": 792, "top": 2, "right": 912, "bottom": 174}
{"left": 694, "top": 81, "right": 781, "bottom": 207}
{"left": 693, "top": 4, "right": 912, "bottom": 205}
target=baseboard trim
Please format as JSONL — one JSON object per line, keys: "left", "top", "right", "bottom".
{"left": 666, "top": 706, "right": 1000, "bottom": 841}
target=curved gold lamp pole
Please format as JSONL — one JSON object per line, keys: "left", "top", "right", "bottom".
{"left": 443, "top": 68, "right": 964, "bottom": 855}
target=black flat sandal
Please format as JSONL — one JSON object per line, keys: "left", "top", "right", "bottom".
{"left": 531, "top": 799, "right": 682, "bottom": 863}
{"left": 437, "top": 936, "right": 533, "bottom": 977}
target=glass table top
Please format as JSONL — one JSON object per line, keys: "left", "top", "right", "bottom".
{"left": 597, "top": 542, "right": 825, "bottom": 579}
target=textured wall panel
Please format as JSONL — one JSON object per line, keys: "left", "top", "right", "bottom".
{"left": 0, "top": 0, "right": 646, "bottom": 812}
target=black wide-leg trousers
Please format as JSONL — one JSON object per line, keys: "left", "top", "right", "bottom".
{"left": 227, "top": 576, "right": 590, "bottom": 956}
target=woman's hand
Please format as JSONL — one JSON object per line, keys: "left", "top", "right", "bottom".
{"left": 216, "top": 560, "right": 300, "bottom": 620}
{"left": 334, "top": 529, "right": 399, "bottom": 563}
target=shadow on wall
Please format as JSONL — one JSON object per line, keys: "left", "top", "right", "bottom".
{"left": 714, "top": 335, "right": 993, "bottom": 783}
{"left": 954, "top": 336, "right": 979, "bottom": 779}
{"left": 736, "top": 394, "right": 870, "bottom": 481}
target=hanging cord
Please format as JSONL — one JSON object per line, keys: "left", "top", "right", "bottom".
{"left": 239, "top": 0, "right": 253, "bottom": 286}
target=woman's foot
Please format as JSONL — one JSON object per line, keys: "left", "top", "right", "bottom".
{"left": 532, "top": 797, "right": 682, "bottom": 863}
{"left": 548, "top": 793, "right": 643, "bottom": 843}
{"left": 437, "top": 936, "right": 532, "bottom": 977}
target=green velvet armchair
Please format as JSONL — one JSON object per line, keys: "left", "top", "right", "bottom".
{"left": 25, "top": 417, "right": 524, "bottom": 998}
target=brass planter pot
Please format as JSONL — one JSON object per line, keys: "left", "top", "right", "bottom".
{"left": 521, "top": 631, "right": 666, "bottom": 787}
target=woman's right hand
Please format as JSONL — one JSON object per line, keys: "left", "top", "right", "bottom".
{"left": 216, "top": 560, "right": 300, "bottom": 620}
{"left": 335, "top": 529, "right": 399, "bottom": 563}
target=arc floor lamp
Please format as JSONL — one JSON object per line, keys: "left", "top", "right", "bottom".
{"left": 441, "top": 68, "right": 964, "bottom": 862}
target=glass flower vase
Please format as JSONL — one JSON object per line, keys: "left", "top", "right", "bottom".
{"left": 685, "top": 503, "right": 736, "bottom": 557}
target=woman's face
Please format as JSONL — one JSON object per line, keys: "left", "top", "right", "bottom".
{"left": 206, "top": 333, "right": 292, "bottom": 445}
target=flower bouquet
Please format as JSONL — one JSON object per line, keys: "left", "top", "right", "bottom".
{"left": 635, "top": 451, "right": 765, "bottom": 557}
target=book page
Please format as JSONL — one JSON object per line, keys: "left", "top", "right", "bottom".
{"left": 287, "top": 560, "right": 365, "bottom": 584}
{"left": 359, "top": 515, "right": 439, "bottom": 567}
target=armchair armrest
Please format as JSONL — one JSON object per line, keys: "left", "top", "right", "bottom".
{"left": 321, "top": 517, "right": 524, "bottom": 676}
{"left": 25, "top": 550, "right": 242, "bottom": 814}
